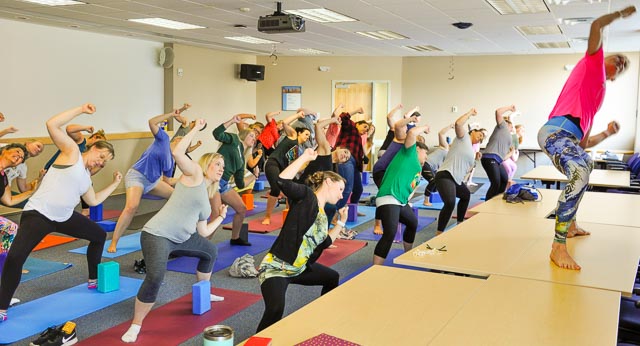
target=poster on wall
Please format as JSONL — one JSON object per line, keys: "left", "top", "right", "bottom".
{"left": 282, "top": 86, "right": 302, "bottom": 111}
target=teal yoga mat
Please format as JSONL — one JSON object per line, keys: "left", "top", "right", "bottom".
{"left": 0, "top": 256, "right": 73, "bottom": 283}
{"left": 69, "top": 232, "right": 141, "bottom": 258}
{"left": 0, "top": 276, "right": 143, "bottom": 345}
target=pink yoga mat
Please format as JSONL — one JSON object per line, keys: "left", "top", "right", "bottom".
{"left": 316, "top": 240, "right": 367, "bottom": 267}
{"left": 77, "top": 287, "right": 261, "bottom": 345}
{"left": 103, "top": 209, "right": 122, "bottom": 220}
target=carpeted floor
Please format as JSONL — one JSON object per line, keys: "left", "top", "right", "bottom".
{"left": 4, "top": 178, "right": 495, "bottom": 345}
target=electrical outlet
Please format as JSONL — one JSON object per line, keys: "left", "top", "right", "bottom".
{"left": 451, "top": 106, "right": 458, "bottom": 112}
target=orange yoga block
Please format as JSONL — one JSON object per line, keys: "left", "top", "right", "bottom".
{"left": 282, "top": 208, "right": 289, "bottom": 221}
{"left": 242, "top": 193, "right": 254, "bottom": 211}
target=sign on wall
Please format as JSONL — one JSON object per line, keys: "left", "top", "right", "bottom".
{"left": 282, "top": 86, "right": 302, "bottom": 111}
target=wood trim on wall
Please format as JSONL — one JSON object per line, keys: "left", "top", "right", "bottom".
{"left": 0, "top": 131, "right": 165, "bottom": 145}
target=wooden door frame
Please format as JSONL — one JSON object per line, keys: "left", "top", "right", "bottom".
{"left": 331, "top": 80, "right": 391, "bottom": 121}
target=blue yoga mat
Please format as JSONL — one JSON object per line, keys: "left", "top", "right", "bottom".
{"left": 355, "top": 216, "right": 436, "bottom": 241}
{"left": 0, "top": 256, "right": 73, "bottom": 283}
{"left": 413, "top": 197, "right": 459, "bottom": 210}
{"left": 329, "top": 206, "right": 376, "bottom": 231}
{"left": 0, "top": 276, "right": 142, "bottom": 344}
{"left": 166, "top": 233, "right": 276, "bottom": 274}
{"left": 69, "top": 232, "right": 141, "bottom": 258}
{"left": 220, "top": 201, "right": 267, "bottom": 224}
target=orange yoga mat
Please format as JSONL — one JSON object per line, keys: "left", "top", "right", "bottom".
{"left": 33, "top": 235, "right": 77, "bottom": 251}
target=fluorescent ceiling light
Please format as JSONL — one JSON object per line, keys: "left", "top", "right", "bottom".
{"left": 516, "top": 25, "right": 562, "bottom": 35}
{"left": 485, "top": 0, "right": 549, "bottom": 15}
{"left": 224, "top": 36, "right": 280, "bottom": 44}
{"left": 534, "top": 41, "right": 570, "bottom": 48}
{"left": 561, "top": 17, "right": 593, "bottom": 26}
{"left": 290, "top": 48, "right": 331, "bottom": 55}
{"left": 356, "top": 30, "right": 408, "bottom": 40}
{"left": 20, "top": 0, "right": 85, "bottom": 5}
{"left": 128, "top": 18, "right": 205, "bottom": 30}
{"left": 285, "top": 8, "right": 357, "bottom": 23}
{"left": 404, "top": 45, "right": 442, "bottom": 52}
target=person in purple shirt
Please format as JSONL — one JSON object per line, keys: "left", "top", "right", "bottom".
{"left": 537, "top": 6, "right": 635, "bottom": 270}
{"left": 108, "top": 108, "right": 187, "bottom": 253}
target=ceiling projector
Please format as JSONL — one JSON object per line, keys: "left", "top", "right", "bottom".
{"left": 258, "top": 2, "right": 305, "bottom": 34}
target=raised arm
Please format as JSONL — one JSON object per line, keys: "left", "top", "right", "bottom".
{"left": 280, "top": 148, "right": 318, "bottom": 180}
{"left": 265, "top": 110, "right": 281, "bottom": 123}
{"left": 212, "top": 115, "right": 241, "bottom": 143}
{"left": 315, "top": 117, "right": 339, "bottom": 155}
{"left": 495, "top": 105, "right": 515, "bottom": 125}
{"left": 283, "top": 110, "right": 305, "bottom": 138}
{"left": 393, "top": 116, "right": 417, "bottom": 142}
{"left": 455, "top": 108, "right": 478, "bottom": 138}
{"left": 405, "top": 125, "right": 430, "bottom": 149}
{"left": 0, "top": 126, "right": 18, "bottom": 139}
{"left": 438, "top": 123, "right": 455, "bottom": 150}
{"left": 65, "top": 124, "right": 94, "bottom": 144}
{"left": 46, "top": 103, "right": 95, "bottom": 161}
{"left": 588, "top": 6, "right": 636, "bottom": 55}
{"left": 173, "top": 119, "right": 207, "bottom": 179}
{"left": 1, "top": 180, "right": 36, "bottom": 207}
{"left": 148, "top": 109, "right": 179, "bottom": 136}
{"left": 386, "top": 103, "right": 403, "bottom": 128}
{"left": 235, "top": 113, "right": 257, "bottom": 132}
{"left": 197, "top": 204, "right": 228, "bottom": 238}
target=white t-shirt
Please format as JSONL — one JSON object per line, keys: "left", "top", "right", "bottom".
{"left": 4, "top": 163, "right": 27, "bottom": 187}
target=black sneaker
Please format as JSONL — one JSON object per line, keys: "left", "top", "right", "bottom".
{"left": 133, "top": 259, "right": 146, "bottom": 274}
{"left": 230, "top": 238, "right": 252, "bottom": 246}
{"left": 42, "top": 321, "right": 77, "bottom": 346}
{"left": 30, "top": 325, "right": 59, "bottom": 346}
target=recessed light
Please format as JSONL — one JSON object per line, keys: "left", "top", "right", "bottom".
{"left": 20, "top": 0, "right": 85, "bottom": 5}
{"left": 516, "top": 25, "right": 562, "bottom": 35}
{"left": 485, "top": 0, "right": 549, "bottom": 15}
{"left": 128, "top": 18, "right": 205, "bottom": 30}
{"left": 285, "top": 8, "right": 357, "bottom": 23}
{"left": 404, "top": 45, "right": 442, "bottom": 52}
{"left": 534, "top": 41, "right": 570, "bottom": 49}
{"left": 224, "top": 36, "right": 280, "bottom": 44}
{"left": 355, "top": 30, "right": 408, "bottom": 40}
{"left": 290, "top": 48, "right": 331, "bottom": 55}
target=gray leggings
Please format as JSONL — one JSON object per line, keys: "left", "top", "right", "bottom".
{"left": 137, "top": 231, "right": 217, "bottom": 303}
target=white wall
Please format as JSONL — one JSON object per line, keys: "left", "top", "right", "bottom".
{"left": 1, "top": 18, "right": 163, "bottom": 136}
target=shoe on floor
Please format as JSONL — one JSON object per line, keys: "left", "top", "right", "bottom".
{"left": 87, "top": 281, "right": 97, "bottom": 290}
{"left": 210, "top": 294, "right": 225, "bottom": 302}
{"left": 30, "top": 325, "right": 59, "bottom": 346}
{"left": 338, "top": 228, "right": 357, "bottom": 240}
{"left": 133, "top": 259, "right": 146, "bottom": 274}
{"left": 43, "top": 321, "right": 78, "bottom": 346}
{"left": 9, "top": 298, "right": 20, "bottom": 306}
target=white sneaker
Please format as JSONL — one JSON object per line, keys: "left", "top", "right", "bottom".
{"left": 9, "top": 298, "right": 20, "bottom": 306}
{"left": 210, "top": 294, "right": 225, "bottom": 302}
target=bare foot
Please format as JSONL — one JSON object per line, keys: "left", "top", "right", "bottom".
{"left": 550, "top": 243, "right": 581, "bottom": 270}
{"left": 423, "top": 199, "right": 432, "bottom": 206}
{"left": 567, "top": 221, "right": 590, "bottom": 238}
{"left": 261, "top": 218, "right": 271, "bottom": 225}
{"left": 357, "top": 212, "right": 365, "bottom": 217}
{"left": 22, "top": 269, "right": 29, "bottom": 274}
{"left": 373, "top": 225, "right": 383, "bottom": 235}
{"left": 328, "top": 244, "right": 338, "bottom": 249}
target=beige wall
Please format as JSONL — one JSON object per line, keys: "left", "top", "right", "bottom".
{"left": 171, "top": 44, "right": 258, "bottom": 157}
{"left": 402, "top": 54, "right": 639, "bottom": 151}
{"left": 255, "top": 56, "right": 403, "bottom": 129}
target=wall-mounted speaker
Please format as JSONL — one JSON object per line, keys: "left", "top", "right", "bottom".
{"left": 240, "top": 64, "right": 265, "bottom": 81}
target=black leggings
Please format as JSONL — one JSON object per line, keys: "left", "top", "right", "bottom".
{"left": 0, "top": 210, "right": 106, "bottom": 309}
{"left": 481, "top": 157, "right": 508, "bottom": 201}
{"left": 374, "top": 204, "right": 417, "bottom": 258}
{"left": 434, "top": 171, "right": 471, "bottom": 232}
{"left": 264, "top": 159, "right": 283, "bottom": 197}
{"left": 257, "top": 263, "right": 339, "bottom": 332}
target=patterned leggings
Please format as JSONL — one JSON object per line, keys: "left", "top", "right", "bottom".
{"left": 538, "top": 124, "right": 593, "bottom": 244}
{"left": 0, "top": 217, "right": 18, "bottom": 253}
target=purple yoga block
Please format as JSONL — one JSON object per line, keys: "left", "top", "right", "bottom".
{"left": 429, "top": 192, "right": 443, "bottom": 203}
{"left": 361, "top": 172, "right": 371, "bottom": 185}
{"left": 347, "top": 203, "right": 358, "bottom": 222}
{"left": 97, "top": 220, "right": 116, "bottom": 232}
{"left": 89, "top": 204, "right": 103, "bottom": 221}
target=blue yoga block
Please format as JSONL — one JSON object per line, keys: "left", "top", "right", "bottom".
{"left": 89, "top": 204, "right": 103, "bottom": 221}
{"left": 254, "top": 180, "right": 265, "bottom": 191}
{"left": 361, "top": 171, "right": 371, "bottom": 185}
{"left": 97, "top": 261, "right": 120, "bottom": 293}
{"left": 429, "top": 192, "right": 443, "bottom": 203}
{"left": 347, "top": 203, "right": 358, "bottom": 223}
{"left": 192, "top": 280, "right": 211, "bottom": 315}
{"left": 97, "top": 220, "right": 116, "bottom": 232}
